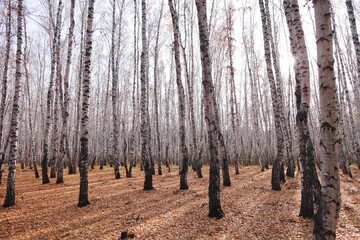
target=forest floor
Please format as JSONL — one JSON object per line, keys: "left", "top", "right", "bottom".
{"left": 0, "top": 164, "right": 359, "bottom": 240}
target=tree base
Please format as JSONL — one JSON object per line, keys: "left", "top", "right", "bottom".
{"left": 56, "top": 178, "right": 64, "bottom": 184}
{"left": 3, "top": 201, "right": 14, "bottom": 208}
{"left": 77, "top": 200, "right": 90, "bottom": 208}
{"left": 286, "top": 170, "right": 295, "bottom": 178}
{"left": 42, "top": 177, "right": 50, "bottom": 184}
{"left": 208, "top": 208, "right": 225, "bottom": 219}
{"left": 223, "top": 180, "right": 231, "bottom": 187}
{"left": 180, "top": 184, "right": 189, "bottom": 190}
{"left": 143, "top": 186, "right": 154, "bottom": 191}
{"left": 3, "top": 196, "right": 15, "bottom": 208}
{"left": 272, "top": 186, "right": 281, "bottom": 191}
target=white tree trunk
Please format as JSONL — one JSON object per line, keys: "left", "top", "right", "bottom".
{"left": 3, "top": 0, "right": 23, "bottom": 207}
{"left": 78, "top": 0, "right": 95, "bottom": 207}
{"left": 313, "top": 1, "right": 341, "bottom": 238}
{"left": 195, "top": 0, "right": 225, "bottom": 219}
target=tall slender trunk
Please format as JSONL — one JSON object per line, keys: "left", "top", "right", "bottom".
{"left": 140, "top": 0, "right": 153, "bottom": 190}
{"left": 169, "top": 0, "right": 189, "bottom": 190}
{"left": 50, "top": 0, "right": 63, "bottom": 179}
{"left": 58, "top": 0, "right": 75, "bottom": 183}
{"left": 154, "top": 0, "right": 164, "bottom": 176}
{"left": 345, "top": 0, "right": 360, "bottom": 169}
{"left": 195, "top": 0, "right": 225, "bottom": 219}
{"left": 332, "top": 12, "right": 353, "bottom": 175}
{"left": 3, "top": 0, "right": 23, "bottom": 207}
{"left": 78, "top": 0, "right": 95, "bottom": 207}
{"left": 313, "top": 1, "right": 341, "bottom": 238}
{"left": 259, "top": 0, "right": 283, "bottom": 191}
{"left": 0, "top": 0, "right": 12, "bottom": 185}
{"left": 23, "top": 12, "right": 39, "bottom": 179}
{"left": 42, "top": 0, "right": 61, "bottom": 184}
{"left": 71, "top": 7, "right": 87, "bottom": 175}
{"left": 128, "top": 0, "right": 139, "bottom": 177}
{"left": 284, "top": 0, "right": 321, "bottom": 218}
{"left": 111, "top": 0, "right": 121, "bottom": 179}
{"left": 225, "top": 4, "right": 239, "bottom": 175}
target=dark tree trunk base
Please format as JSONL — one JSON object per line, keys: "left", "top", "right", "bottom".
{"left": 100, "top": 160, "right": 103, "bottom": 169}
{"left": 223, "top": 181, "right": 231, "bottom": 186}
{"left": 56, "top": 174, "right": 64, "bottom": 184}
{"left": 34, "top": 163, "right": 39, "bottom": 178}
{"left": 286, "top": 167, "right": 295, "bottom": 178}
{"left": 299, "top": 172, "right": 314, "bottom": 218}
{"left": 143, "top": 165, "right": 153, "bottom": 190}
{"left": 77, "top": 200, "right": 90, "bottom": 208}
{"left": 208, "top": 207, "right": 225, "bottom": 219}
{"left": 3, "top": 171, "right": 15, "bottom": 207}
{"left": 42, "top": 177, "right": 50, "bottom": 184}
{"left": 271, "top": 156, "right": 282, "bottom": 191}
{"left": 50, "top": 168, "right": 56, "bottom": 178}
{"left": 180, "top": 183, "right": 189, "bottom": 190}
{"left": 68, "top": 164, "right": 74, "bottom": 174}
{"left": 115, "top": 172, "right": 120, "bottom": 179}
{"left": 56, "top": 179, "right": 64, "bottom": 184}
{"left": 3, "top": 200, "right": 14, "bottom": 208}
{"left": 235, "top": 160, "right": 239, "bottom": 175}
{"left": 143, "top": 186, "right": 154, "bottom": 191}
{"left": 280, "top": 163, "right": 286, "bottom": 183}
{"left": 313, "top": 206, "right": 336, "bottom": 240}
{"left": 196, "top": 166, "right": 203, "bottom": 178}
{"left": 42, "top": 165, "right": 50, "bottom": 184}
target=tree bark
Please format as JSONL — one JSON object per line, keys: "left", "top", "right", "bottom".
{"left": 140, "top": 0, "right": 153, "bottom": 190}
{"left": 313, "top": 1, "right": 341, "bottom": 238}
{"left": 284, "top": 0, "right": 321, "bottom": 218}
{"left": 58, "top": 0, "right": 76, "bottom": 184}
{"left": 345, "top": 0, "right": 360, "bottom": 169}
{"left": 195, "top": 0, "right": 225, "bottom": 219}
{"left": 50, "top": 0, "right": 63, "bottom": 179}
{"left": 3, "top": 0, "right": 23, "bottom": 207}
{"left": 0, "top": 0, "right": 12, "bottom": 185}
{"left": 78, "top": 0, "right": 95, "bottom": 207}
{"left": 23, "top": 11, "right": 39, "bottom": 179}
{"left": 169, "top": 0, "right": 189, "bottom": 190}
{"left": 258, "top": 0, "right": 283, "bottom": 191}
{"left": 111, "top": 0, "right": 121, "bottom": 179}
{"left": 154, "top": 0, "right": 164, "bottom": 176}
{"left": 42, "top": 0, "right": 61, "bottom": 184}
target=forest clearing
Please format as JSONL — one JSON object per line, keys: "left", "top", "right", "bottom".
{"left": 0, "top": 165, "right": 359, "bottom": 239}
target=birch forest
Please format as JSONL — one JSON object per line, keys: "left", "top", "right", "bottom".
{"left": 0, "top": 0, "right": 360, "bottom": 239}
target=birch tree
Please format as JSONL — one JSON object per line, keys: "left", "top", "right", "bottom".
{"left": 345, "top": 0, "right": 360, "bottom": 169}
{"left": 0, "top": 0, "right": 12, "bottom": 185}
{"left": 78, "top": 0, "right": 95, "bottom": 207}
{"left": 140, "top": 0, "right": 153, "bottom": 190}
{"left": 195, "top": 0, "right": 225, "bottom": 219}
{"left": 169, "top": 0, "right": 189, "bottom": 190}
{"left": 258, "top": 0, "right": 284, "bottom": 190}
{"left": 3, "top": 0, "right": 23, "bottom": 207}
{"left": 313, "top": 0, "right": 341, "bottom": 238}
{"left": 57, "top": 0, "right": 76, "bottom": 184}
{"left": 284, "top": 0, "right": 321, "bottom": 218}
{"left": 111, "top": 0, "right": 121, "bottom": 179}
{"left": 41, "top": 0, "right": 61, "bottom": 184}
{"left": 153, "top": 0, "right": 164, "bottom": 176}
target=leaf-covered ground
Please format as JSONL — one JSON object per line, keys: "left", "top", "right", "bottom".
{"left": 0, "top": 164, "right": 359, "bottom": 239}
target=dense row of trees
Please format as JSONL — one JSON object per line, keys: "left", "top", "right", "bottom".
{"left": 1, "top": 0, "right": 359, "bottom": 238}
